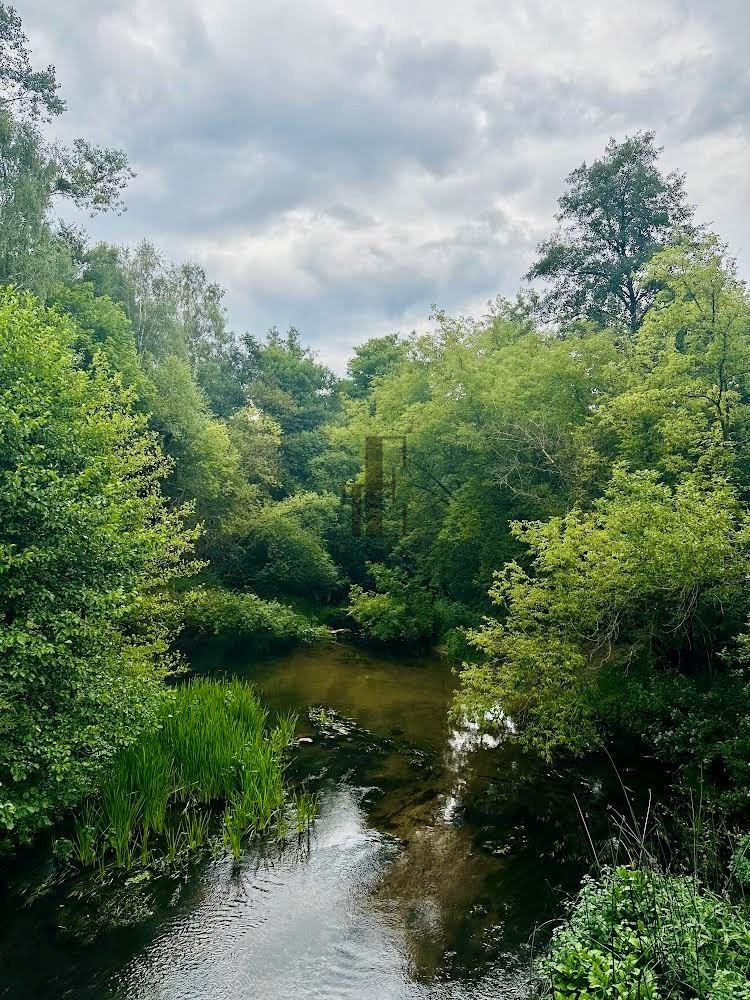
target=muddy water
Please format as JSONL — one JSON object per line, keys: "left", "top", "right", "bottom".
{"left": 0, "top": 641, "right": 649, "bottom": 999}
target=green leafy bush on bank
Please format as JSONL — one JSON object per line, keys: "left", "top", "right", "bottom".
{"left": 179, "top": 587, "right": 327, "bottom": 648}
{"left": 347, "top": 563, "right": 469, "bottom": 645}
{"left": 535, "top": 865, "right": 750, "bottom": 999}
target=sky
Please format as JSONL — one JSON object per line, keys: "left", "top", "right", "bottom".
{"left": 20, "top": 0, "right": 750, "bottom": 372}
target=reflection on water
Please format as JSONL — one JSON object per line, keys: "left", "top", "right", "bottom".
{"left": 111, "top": 782, "right": 528, "bottom": 1000}
{"left": 0, "top": 640, "right": 654, "bottom": 999}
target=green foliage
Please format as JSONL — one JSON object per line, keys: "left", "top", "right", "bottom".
{"left": 71, "top": 678, "right": 296, "bottom": 869}
{"left": 527, "top": 131, "right": 694, "bottom": 334}
{"left": 460, "top": 468, "right": 749, "bottom": 755}
{"left": 0, "top": 289, "right": 198, "bottom": 843}
{"left": 535, "top": 866, "right": 750, "bottom": 999}
{"left": 239, "top": 327, "right": 341, "bottom": 489}
{"left": 292, "top": 788, "right": 319, "bottom": 834}
{"left": 49, "top": 280, "right": 142, "bottom": 387}
{"left": 348, "top": 563, "right": 468, "bottom": 644}
{"left": 180, "top": 587, "right": 327, "bottom": 648}
{"left": 142, "top": 354, "right": 242, "bottom": 525}
{"left": 731, "top": 836, "right": 750, "bottom": 888}
{"left": 214, "top": 492, "right": 341, "bottom": 600}
{"left": 0, "top": 4, "right": 65, "bottom": 120}
{"left": 0, "top": 6, "right": 131, "bottom": 293}
{"left": 345, "top": 333, "right": 409, "bottom": 398}
{"left": 457, "top": 240, "right": 750, "bottom": 759}
{"left": 332, "top": 304, "right": 619, "bottom": 605}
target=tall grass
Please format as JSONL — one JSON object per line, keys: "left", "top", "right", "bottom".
{"left": 71, "top": 678, "right": 297, "bottom": 870}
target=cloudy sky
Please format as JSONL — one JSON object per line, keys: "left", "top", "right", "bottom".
{"left": 21, "top": 0, "right": 750, "bottom": 371}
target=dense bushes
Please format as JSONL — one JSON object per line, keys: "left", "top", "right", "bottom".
{"left": 180, "top": 587, "right": 327, "bottom": 648}
{"left": 535, "top": 866, "right": 750, "bottom": 999}
{"left": 347, "top": 563, "right": 468, "bottom": 644}
{"left": 459, "top": 468, "right": 749, "bottom": 756}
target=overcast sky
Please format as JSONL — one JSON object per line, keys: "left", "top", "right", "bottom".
{"left": 20, "top": 0, "right": 750, "bottom": 371}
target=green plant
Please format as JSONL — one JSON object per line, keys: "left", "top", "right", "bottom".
{"left": 535, "top": 865, "right": 750, "bottom": 999}
{"left": 293, "top": 789, "right": 319, "bottom": 835}
{"left": 223, "top": 803, "right": 245, "bottom": 861}
{"left": 70, "top": 678, "right": 297, "bottom": 870}
{"left": 71, "top": 801, "right": 100, "bottom": 867}
{"left": 731, "top": 834, "right": 750, "bottom": 888}
{"left": 180, "top": 587, "right": 326, "bottom": 650}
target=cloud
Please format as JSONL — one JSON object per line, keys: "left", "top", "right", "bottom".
{"left": 21, "top": 0, "right": 750, "bottom": 371}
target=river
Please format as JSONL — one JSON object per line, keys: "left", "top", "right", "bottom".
{"left": 0, "top": 640, "right": 654, "bottom": 999}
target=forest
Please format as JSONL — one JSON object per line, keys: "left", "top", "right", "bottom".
{"left": 2, "top": 4, "right": 750, "bottom": 997}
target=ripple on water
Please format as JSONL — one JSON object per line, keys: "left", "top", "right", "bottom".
{"left": 108, "top": 780, "right": 528, "bottom": 1000}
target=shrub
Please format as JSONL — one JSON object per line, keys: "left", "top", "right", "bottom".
{"left": 535, "top": 865, "right": 750, "bottom": 999}
{"left": 347, "top": 563, "right": 468, "bottom": 644}
{"left": 179, "top": 587, "right": 327, "bottom": 649}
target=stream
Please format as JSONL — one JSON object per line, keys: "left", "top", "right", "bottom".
{"left": 0, "top": 640, "right": 659, "bottom": 999}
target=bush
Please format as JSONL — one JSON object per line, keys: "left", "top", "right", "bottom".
{"left": 347, "top": 563, "right": 468, "bottom": 645}
{"left": 595, "top": 663, "right": 750, "bottom": 820}
{"left": 535, "top": 865, "right": 750, "bottom": 999}
{"left": 180, "top": 587, "right": 327, "bottom": 649}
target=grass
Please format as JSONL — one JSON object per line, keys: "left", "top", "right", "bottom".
{"left": 70, "top": 678, "right": 298, "bottom": 870}
{"left": 293, "top": 788, "right": 319, "bottom": 835}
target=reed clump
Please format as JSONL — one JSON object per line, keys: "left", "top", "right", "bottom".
{"left": 69, "top": 678, "right": 297, "bottom": 870}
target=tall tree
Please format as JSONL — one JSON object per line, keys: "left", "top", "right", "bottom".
{"left": 0, "top": 4, "right": 132, "bottom": 295}
{"left": 527, "top": 132, "right": 694, "bottom": 335}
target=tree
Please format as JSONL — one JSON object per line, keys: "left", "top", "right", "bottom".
{"left": 527, "top": 132, "right": 694, "bottom": 335}
{"left": 84, "top": 243, "right": 245, "bottom": 416}
{"left": 213, "top": 491, "right": 341, "bottom": 600}
{"left": 458, "top": 469, "right": 749, "bottom": 755}
{"left": 0, "top": 290, "right": 198, "bottom": 842}
{"left": 240, "top": 328, "right": 341, "bottom": 490}
{"left": 0, "top": 5, "right": 133, "bottom": 294}
{"left": 227, "top": 404, "right": 283, "bottom": 493}
{"left": 0, "top": 4, "right": 64, "bottom": 120}
{"left": 49, "top": 280, "right": 143, "bottom": 389}
{"left": 141, "top": 355, "right": 241, "bottom": 528}
{"left": 346, "top": 333, "right": 409, "bottom": 398}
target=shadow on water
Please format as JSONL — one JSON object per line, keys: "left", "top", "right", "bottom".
{"left": 0, "top": 640, "right": 667, "bottom": 999}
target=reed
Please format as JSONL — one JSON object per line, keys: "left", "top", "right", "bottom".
{"left": 223, "top": 802, "right": 245, "bottom": 861}
{"left": 293, "top": 788, "right": 319, "bottom": 835}
{"left": 72, "top": 678, "right": 297, "bottom": 870}
{"left": 71, "top": 800, "right": 99, "bottom": 867}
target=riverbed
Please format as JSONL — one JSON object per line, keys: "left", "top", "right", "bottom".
{"left": 0, "top": 640, "right": 652, "bottom": 999}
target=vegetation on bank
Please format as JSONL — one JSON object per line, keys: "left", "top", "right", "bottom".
{"left": 347, "top": 563, "right": 468, "bottom": 645}
{"left": 0, "top": 288, "right": 198, "bottom": 843}
{"left": 535, "top": 865, "right": 750, "bottom": 999}
{"left": 61, "top": 678, "right": 309, "bottom": 870}
{"left": 179, "top": 588, "right": 327, "bottom": 648}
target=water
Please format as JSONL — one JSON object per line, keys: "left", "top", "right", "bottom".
{"left": 0, "top": 641, "right": 657, "bottom": 999}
